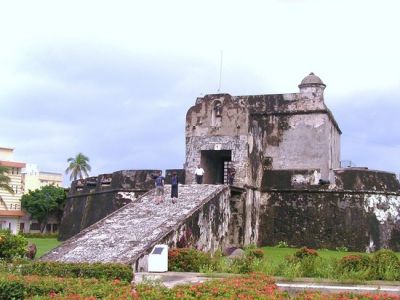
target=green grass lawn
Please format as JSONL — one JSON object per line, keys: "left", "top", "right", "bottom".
{"left": 26, "top": 238, "right": 61, "bottom": 258}
{"left": 261, "top": 246, "right": 367, "bottom": 265}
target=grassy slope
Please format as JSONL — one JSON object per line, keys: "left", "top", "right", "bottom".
{"left": 27, "top": 238, "right": 61, "bottom": 258}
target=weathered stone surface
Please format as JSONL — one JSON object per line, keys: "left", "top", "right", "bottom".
{"left": 261, "top": 169, "right": 320, "bottom": 190}
{"left": 335, "top": 168, "right": 400, "bottom": 192}
{"left": 42, "top": 184, "right": 230, "bottom": 267}
{"left": 258, "top": 190, "right": 400, "bottom": 251}
{"left": 185, "top": 76, "right": 341, "bottom": 189}
{"left": 59, "top": 170, "right": 159, "bottom": 241}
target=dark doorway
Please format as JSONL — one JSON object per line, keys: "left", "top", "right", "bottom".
{"left": 201, "top": 150, "right": 232, "bottom": 184}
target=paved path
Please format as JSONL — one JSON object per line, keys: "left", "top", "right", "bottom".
{"left": 41, "top": 184, "right": 226, "bottom": 264}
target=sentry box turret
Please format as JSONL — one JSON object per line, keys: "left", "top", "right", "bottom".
{"left": 148, "top": 244, "right": 168, "bottom": 272}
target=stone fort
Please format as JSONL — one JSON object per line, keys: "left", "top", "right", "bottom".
{"left": 43, "top": 73, "right": 400, "bottom": 270}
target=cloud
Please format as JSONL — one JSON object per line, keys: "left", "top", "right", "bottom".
{"left": 1, "top": 0, "right": 400, "bottom": 185}
{"left": 330, "top": 90, "right": 400, "bottom": 174}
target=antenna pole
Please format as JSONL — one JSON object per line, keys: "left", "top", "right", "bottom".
{"left": 218, "top": 50, "right": 223, "bottom": 92}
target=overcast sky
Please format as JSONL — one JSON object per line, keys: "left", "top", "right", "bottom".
{"left": 1, "top": 0, "right": 399, "bottom": 185}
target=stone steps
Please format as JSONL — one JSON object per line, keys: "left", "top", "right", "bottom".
{"left": 41, "top": 184, "right": 226, "bottom": 264}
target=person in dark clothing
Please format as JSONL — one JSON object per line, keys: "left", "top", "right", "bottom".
{"left": 228, "top": 167, "right": 236, "bottom": 185}
{"left": 171, "top": 172, "right": 178, "bottom": 202}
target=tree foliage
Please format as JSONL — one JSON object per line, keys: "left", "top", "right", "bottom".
{"left": 0, "top": 166, "right": 14, "bottom": 194}
{"left": 65, "top": 153, "right": 91, "bottom": 181}
{"left": 21, "top": 185, "right": 66, "bottom": 233}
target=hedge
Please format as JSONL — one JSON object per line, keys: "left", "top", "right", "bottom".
{"left": 19, "top": 261, "right": 133, "bottom": 282}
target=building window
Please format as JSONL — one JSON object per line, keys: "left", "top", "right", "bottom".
{"left": 30, "top": 223, "right": 40, "bottom": 231}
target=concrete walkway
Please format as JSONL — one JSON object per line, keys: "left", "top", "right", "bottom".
{"left": 135, "top": 272, "right": 400, "bottom": 295}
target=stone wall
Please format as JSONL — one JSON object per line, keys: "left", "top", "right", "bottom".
{"left": 258, "top": 190, "right": 400, "bottom": 251}
{"left": 136, "top": 186, "right": 231, "bottom": 271}
{"left": 258, "top": 168, "right": 400, "bottom": 251}
{"left": 59, "top": 170, "right": 159, "bottom": 241}
{"left": 334, "top": 168, "right": 400, "bottom": 191}
{"left": 247, "top": 94, "right": 341, "bottom": 183}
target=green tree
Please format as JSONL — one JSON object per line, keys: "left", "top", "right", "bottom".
{"left": 0, "top": 166, "right": 14, "bottom": 194}
{"left": 21, "top": 185, "right": 66, "bottom": 233}
{"left": 65, "top": 153, "right": 91, "bottom": 181}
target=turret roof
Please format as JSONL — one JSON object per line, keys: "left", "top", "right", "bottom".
{"left": 299, "top": 72, "right": 326, "bottom": 88}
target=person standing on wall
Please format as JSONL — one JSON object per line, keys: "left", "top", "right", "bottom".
{"left": 228, "top": 166, "right": 236, "bottom": 185}
{"left": 155, "top": 171, "right": 165, "bottom": 204}
{"left": 171, "top": 172, "right": 178, "bottom": 203}
{"left": 195, "top": 165, "right": 205, "bottom": 184}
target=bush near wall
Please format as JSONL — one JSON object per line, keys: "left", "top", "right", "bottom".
{"left": 168, "top": 248, "right": 214, "bottom": 272}
{"left": 0, "top": 230, "right": 27, "bottom": 260}
{"left": 168, "top": 247, "right": 266, "bottom": 274}
{"left": 370, "top": 249, "right": 400, "bottom": 281}
{"left": 338, "top": 255, "right": 371, "bottom": 272}
{"left": 18, "top": 261, "right": 133, "bottom": 282}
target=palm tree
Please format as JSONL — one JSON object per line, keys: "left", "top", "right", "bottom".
{"left": 0, "top": 166, "right": 14, "bottom": 194}
{"left": 65, "top": 153, "right": 92, "bottom": 181}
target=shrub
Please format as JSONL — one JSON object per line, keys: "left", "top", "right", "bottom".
{"left": 231, "top": 256, "right": 256, "bottom": 273}
{"left": 246, "top": 248, "right": 264, "bottom": 259}
{"left": 0, "top": 280, "right": 25, "bottom": 300}
{"left": 0, "top": 273, "right": 133, "bottom": 299}
{"left": 338, "top": 254, "right": 371, "bottom": 272}
{"left": 276, "top": 241, "right": 289, "bottom": 248}
{"left": 0, "top": 230, "right": 28, "bottom": 260}
{"left": 282, "top": 247, "right": 320, "bottom": 278}
{"left": 293, "top": 247, "right": 318, "bottom": 260}
{"left": 137, "top": 272, "right": 279, "bottom": 299}
{"left": 370, "top": 249, "right": 400, "bottom": 281}
{"left": 21, "top": 232, "right": 58, "bottom": 239}
{"left": 168, "top": 248, "right": 213, "bottom": 272}
{"left": 335, "top": 246, "right": 349, "bottom": 252}
{"left": 19, "top": 261, "right": 133, "bottom": 282}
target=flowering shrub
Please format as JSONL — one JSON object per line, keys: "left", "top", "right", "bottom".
{"left": 136, "top": 272, "right": 278, "bottom": 299}
{"left": 281, "top": 247, "right": 321, "bottom": 278}
{"left": 0, "top": 273, "right": 134, "bottom": 299}
{"left": 168, "top": 248, "right": 213, "bottom": 272}
{"left": 338, "top": 254, "right": 371, "bottom": 272}
{"left": 293, "top": 247, "right": 319, "bottom": 260}
{"left": 137, "top": 273, "right": 400, "bottom": 300}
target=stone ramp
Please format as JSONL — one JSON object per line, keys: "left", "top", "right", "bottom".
{"left": 41, "top": 184, "right": 227, "bottom": 264}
